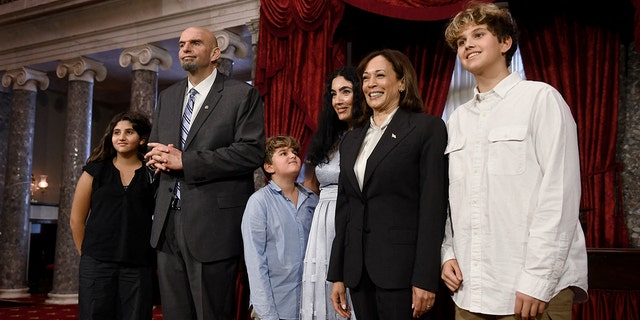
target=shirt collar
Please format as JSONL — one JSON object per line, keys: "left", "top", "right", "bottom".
{"left": 187, "top": 68, "right": 217, "bottom": 93}
{"left": 369, "top": 107, "right": 399, "bottom": 130}
{"left": 473, "top": 72, "right": 522, "bottom": 101}
{"left": 267, "top": 180, "right": 312, "bottom": 196}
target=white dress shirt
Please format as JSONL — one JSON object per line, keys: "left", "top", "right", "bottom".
{"left": 441, "top": 72, "right": 588, "bottom": 315}
{"left": 354, "top": 108, "right": 398, "bottom": 190}
{"left": 184, "top": 68, "right": 217, "bottom": 120}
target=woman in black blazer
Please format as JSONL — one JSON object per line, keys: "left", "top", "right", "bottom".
{"left": 327, "top": 49, "right": 448, "bottom": 320}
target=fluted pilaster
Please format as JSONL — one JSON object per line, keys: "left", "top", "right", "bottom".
{"left": 0, "top": 67, "right": 49, "bottom": 298}
{"left": 120, "top": 44, "right": 172, "bottom": 119}
{"left": 247, "top": 18, "right": 260, "bottom": 81}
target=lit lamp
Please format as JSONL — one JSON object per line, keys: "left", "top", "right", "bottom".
{"left": 37, "top": 175, "right": 49, "bottom": 192}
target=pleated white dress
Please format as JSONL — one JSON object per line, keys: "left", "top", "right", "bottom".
{"left": 300, "top": 151, "right": 355, "bottom": 320}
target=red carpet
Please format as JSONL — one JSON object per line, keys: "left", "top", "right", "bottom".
{"left": 0, "top": 294, "right": 163, "bottom": 319}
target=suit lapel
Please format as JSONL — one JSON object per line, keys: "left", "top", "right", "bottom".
{"left": 167, "top": 80, "right": 188, "bottom": 147}
{"left": 363, "top": 109, "right": 414, "bottom": 189}
{"left": 183, "top": 73, "right": 224, "bottom": 149}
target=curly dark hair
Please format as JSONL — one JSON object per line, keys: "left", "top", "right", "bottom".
{"left": 305, "top": 66, "right": 364, "bottom": 167}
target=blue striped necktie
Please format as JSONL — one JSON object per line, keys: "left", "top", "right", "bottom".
{"left": 181, "top": 88, "right": 198, "bottom": 148}
{"left": 176, "top": 88, "right": 197, "bottom": 199}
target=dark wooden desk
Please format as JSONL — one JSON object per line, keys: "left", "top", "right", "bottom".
{"left": 587, "top": 248, "right": 640, "bottom": 290}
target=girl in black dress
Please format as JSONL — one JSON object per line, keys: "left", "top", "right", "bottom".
{"left": 70, "top": 111, "right": 157, "bottom": 320}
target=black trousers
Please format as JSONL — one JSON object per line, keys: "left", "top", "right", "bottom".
{"left": 349, "top": 264, "right": 431, "bottom": 320}
{"left": 78, "top": 255, "right": 153, "bottom": 320}
{"left": 156, "top": 208, "right": 239, "bottom": 320}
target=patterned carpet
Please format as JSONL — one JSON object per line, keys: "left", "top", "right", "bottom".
{"left": 0, "top": 294, "right": 163, "bottom": 319}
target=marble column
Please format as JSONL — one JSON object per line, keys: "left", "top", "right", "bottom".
{"left": 46, "top": 57, "right": 106, "bottom": 304}
{"left": 119, "top": 44, "right": 172, "bottom": 119}
{"left": 216, "top": 30, "right": 249, "bottom": 78}
{"left": 0, "top": 84, "right": 12, "bottom": 221}
{"left": 218, "top": 57, "right": 234, "bottom": 77}
{"left": 620, "top": 43, "right": 640, "bottom": 247}
{"left": 244, "top": 20, "right": 265, "bottom": 189}
{"left": 0, "top": 67, "right": 49, "bottom": 298}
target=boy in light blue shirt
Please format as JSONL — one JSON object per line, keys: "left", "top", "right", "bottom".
{"left": 242, "top": 135, "right": 318, "bottom": 320}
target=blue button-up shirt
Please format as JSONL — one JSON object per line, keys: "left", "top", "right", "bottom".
{"left": 241, "top": 180, "right": 318, "bottom": 320}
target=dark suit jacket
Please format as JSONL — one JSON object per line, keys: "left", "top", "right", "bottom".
{"left": 327, "top": 108, "right": 448, "bottom": 292}
{"left": 149, "top": 72, "right": 265, "bottom": 263}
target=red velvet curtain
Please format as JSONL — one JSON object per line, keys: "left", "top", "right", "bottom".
{"left": 252, "top": 1, "right": 637, "bottom": 319}
{"left": 255, "top": 0, "right": 347, "bottom": 149}
{"left": 516, "top": 11, "right": 635, "bottom": 320}
{"left": 405, "top": 38, "right": 456, "bottom": 116}
{"left": 344, "top": 0, "right": 474, "bottom": 21}
{"left": 572, "top": 290, "right": 640, "bottom": 320}
{"left": 517, "top": 15, "right": 629, "bottom": 249}
{"left": 339, "top": 0, "right": 471, "bottom": 117}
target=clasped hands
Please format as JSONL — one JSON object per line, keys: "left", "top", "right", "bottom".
{"left": 145, "top": 142, "right": 183, "bottom": 173}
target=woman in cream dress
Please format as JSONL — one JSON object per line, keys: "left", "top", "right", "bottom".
{"left": 300, "top": 67, "right": 363, "bottom": 320}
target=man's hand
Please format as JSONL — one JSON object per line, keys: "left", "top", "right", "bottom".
{"left": 330, "top": 281, "right": 351, "bottom": 318}
{"left": 514, "top": 291, "right": 546, "bottom": 320}
{"left": 441, "top": 259, "right": 463, "bottom": 292}
{"left": 145, "top": 142, "right": 183, "bottom": 172}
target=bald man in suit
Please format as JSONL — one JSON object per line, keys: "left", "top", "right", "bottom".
{"left": 145, "top": 26, "right": 265, "bottom": 320}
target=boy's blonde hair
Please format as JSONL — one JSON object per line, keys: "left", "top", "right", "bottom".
{"left": 444, "top": 1, "right": 519, "bottom": 67}
{"left": 262, "top": 135, "right": 301, "bottom": 179}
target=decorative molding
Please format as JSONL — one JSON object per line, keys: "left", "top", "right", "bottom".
{"left": 0, "top": 287, "right": 29, "bottom": 299}
{"left": 0, "top": 0, "right": 259, "bottom": 71}
{"left": 119, "top": 44, "right": 172, "bottom": 72}
{"left": 217, "top": 30, "right": 249, "bottom": 60}
{"left": 1, "top": 67, "right": 49, "bottom": 91}
{"left": 247, "top": 18, "right": 260, "bottom": 46}
{"left": 56, "top": 57, "right": 107, "bottom": 83}
{"left": 45, "top": 293, "right": 79, "bottom": 305}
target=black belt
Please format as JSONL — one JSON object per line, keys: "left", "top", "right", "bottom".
{"left": 170, "top": 197, "right": 181, "bottom": 210}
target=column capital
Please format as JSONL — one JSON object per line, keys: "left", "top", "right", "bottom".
{"left": 1, "top": 67, "right": 49, "bottom": 92}
{"left": 56, "top": 57, "right": 107, "bottom": 83}
{"left": 246, "top": 18, "right": 260, "bottom": 45}
{"left": 119, "top": 44, "right": 172, "bottom": 72}
{"left": 217, "top": 30, "right": 249, "bottom": 60}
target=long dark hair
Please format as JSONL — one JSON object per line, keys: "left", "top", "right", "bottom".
{"left": 306, "top": 67, "right": 364, "bottom": 166}
{"left": 86, "top": 111, "right": 152, "bottom": 163}
{"left": 355, "top": 48, "right": 424, "bottom": 124}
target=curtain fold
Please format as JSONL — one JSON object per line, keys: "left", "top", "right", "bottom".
{"left": 572, "top": 289, "right": 640, "bottom": 320}
{"left": 404, "top": 34, "right": 456, "bottom": 116}
{"left": 516, "top": 11, "right": 632, "bottom": 320}
{"left": 256, "top": 0, "right": 346, "bottom": 149}
{"left": 517, "top": 14, "right": 629, "bottom": 249}
{"left": 251, "top": 2, "right": 636, "bottom": 319}
{"left": 343, "top": 0, "right": 480, "bottom": 21}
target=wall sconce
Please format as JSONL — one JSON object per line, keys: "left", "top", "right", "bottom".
{"left": 30, "top": 174, "right": 48, "bottom": 203}
{"left": 37, "top": 175, "right": 49, "bottom": 192}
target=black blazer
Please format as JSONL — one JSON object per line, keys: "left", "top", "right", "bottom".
{"left": 327, "top": 108, "right": 448, "bottom": 292}
{"left": 149, "top": 72, "right": 265, "bottom": 262}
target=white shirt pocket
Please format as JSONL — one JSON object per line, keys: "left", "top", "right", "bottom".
{"left": 487, "top": 125, "right": 527, "bottom": 175}
{"left": 445, "top": 136, "right": 466, "bottom": 182}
